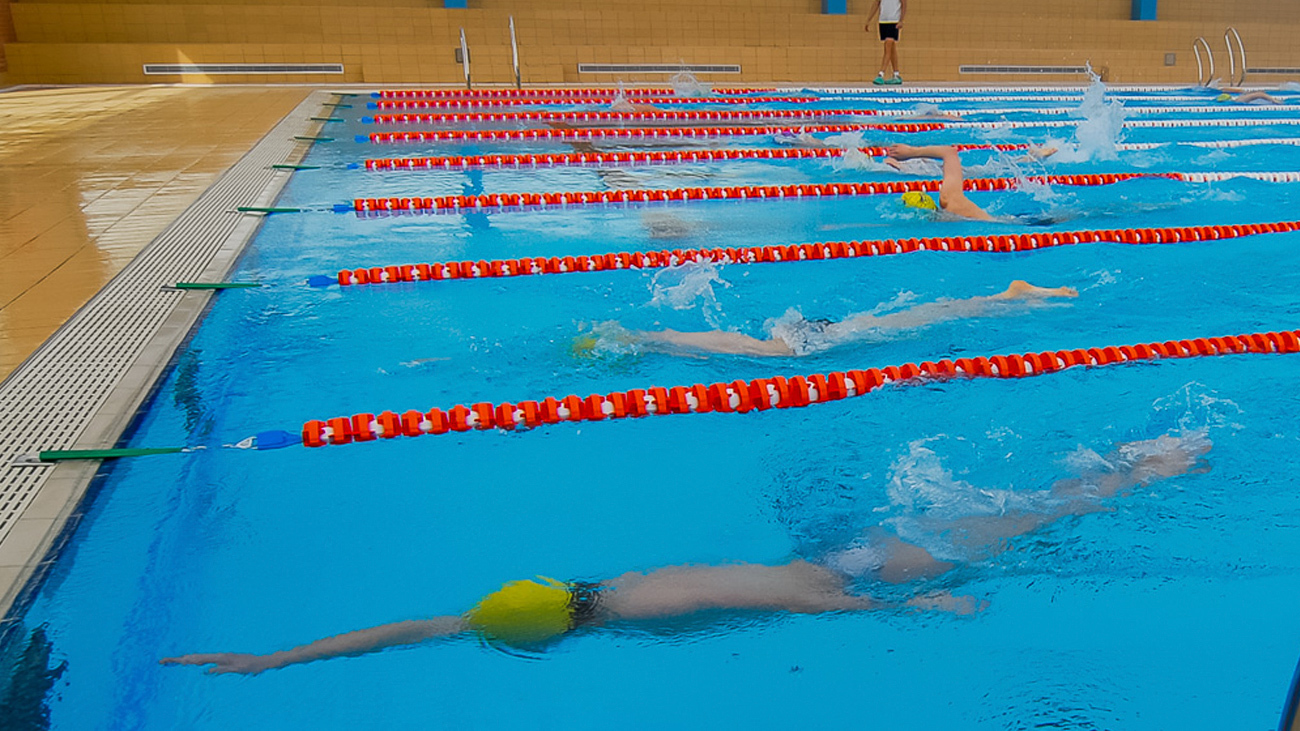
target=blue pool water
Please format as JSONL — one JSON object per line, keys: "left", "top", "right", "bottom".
{"left": 5, "top": 84, "right": 1300, "bottom": 729}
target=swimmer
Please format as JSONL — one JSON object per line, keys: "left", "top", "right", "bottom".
{"left": 160, "top": 430, "right": 1210, "bottom": 673}
{"left": 622, "top": 280, "right": 1077, "bottom": 357}
{"left": 1214, "top": 90, "right": 1283, "bottom": 105}
{"left": 884, "top": 143, "right": 996, "bottom": 220}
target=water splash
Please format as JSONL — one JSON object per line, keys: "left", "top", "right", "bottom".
{"left": 1056, "top": 62, "right": 1127, "bottom": 162}
{"left": 1281, "top": 81, "right": 1300, "bottom": 92}
{"left": 669, "top": 68, "right": 711, "bottom": 98}
{"left": 648, "top": 261, "right": 731, "bottom": 328}
{"left": 609, "top": 81, "right": 635, "bottom": 112}
{"left": 1150, "top": 382, "right": 1245, "bottom": 433}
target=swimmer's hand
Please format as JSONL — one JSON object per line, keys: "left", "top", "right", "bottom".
{"left": 905, "top": 591, "right": 988, "bottom": 616}
{"left": 160, "top": 652, "right": 276, "bottom": 675}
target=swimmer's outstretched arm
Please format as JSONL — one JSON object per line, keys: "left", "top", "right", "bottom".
{"left": 161, "top": 616, "right": 466, "bottom": 675}
{"left": 633, "top": 328, "right": 795, "bottom": 356}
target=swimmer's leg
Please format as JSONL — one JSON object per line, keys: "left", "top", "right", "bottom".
{"left": 833, "top": 280, "right": 1076, "bottom": 332}
{"left": 991, "top": 280, "right": 1079, "bottom": 300}
{"left": 635, "top": 328, "right": 795, "bottom": 357}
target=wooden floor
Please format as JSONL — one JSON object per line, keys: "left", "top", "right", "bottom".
{"left": 0, "top": 85, "right": 311, "bottom": 380}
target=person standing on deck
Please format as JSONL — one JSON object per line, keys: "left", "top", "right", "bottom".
{"left": 866, "top": 0, "right": 907, "bottom": 85}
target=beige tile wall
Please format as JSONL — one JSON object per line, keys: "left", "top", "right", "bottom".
{"left": 3, "top": 0, "right": 1298, "bottom": 85}
{"left": 0, "top": 0, "right": 14, "bottom": 75}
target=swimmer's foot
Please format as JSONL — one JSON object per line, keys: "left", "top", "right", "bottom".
{"left": 1030, "top": 146, "right": 1059, "bottom": 159}
{"left": 994, "top": 280, "right": 1078, "bottom": 300}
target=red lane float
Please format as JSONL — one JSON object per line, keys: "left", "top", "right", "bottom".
{"left": 371, "top": 108, "right": 882, "bottom": 124}
{"left": 330, "top": 220, "right": 1300, "bottom": 287}
{"left": 349, "top": 172, "right": 1152, "bottom": 213}
{"left": 373, "top": 96, "right": 817, "bottom": 110}
{"left": 366, "top": 122, "right": 945, "bottom": 144}
{"left": 374, "top": 87, "right": 779, "bottom": 99}
{"left": 300, "top": 329, "right": 1300, "bottom": 446}
{"left": 363, "top": 143, "right": 1030, "bottom": 171}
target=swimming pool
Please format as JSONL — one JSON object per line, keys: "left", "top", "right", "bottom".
{"left": 4, "top": 82, "right": 1300, "bottom": 729}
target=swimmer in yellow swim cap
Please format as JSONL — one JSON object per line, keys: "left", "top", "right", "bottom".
{"left": 900, "top": 190, "right": 938, "bottom": 211}
{"left": 884, "top": 143, "right": 997, "bottom": 221}
{"left": 1214, "top": 90, "right": 1283, "bottom": 105}
{"left": 159, "top": 429, "right": 1214, "bottom": 674}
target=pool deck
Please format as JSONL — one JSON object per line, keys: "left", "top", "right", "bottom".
{"left": 0, "top": 85, "right": 332, "bottom": 627}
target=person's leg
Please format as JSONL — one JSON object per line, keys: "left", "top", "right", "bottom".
{"left": 876, "top": 41, "right": 890, "bottom": 82}
{"left": 887, "top": 38, "right": 900, "bottom": 79}
{"left": 636, "top": 328, "right": 795, "bottom": 356}
{"left": 831, "top": 280, "right": 1076, "bottom": 334}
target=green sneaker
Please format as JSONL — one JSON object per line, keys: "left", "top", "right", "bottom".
{"left": 873, "top": 73, "right": 886, "bottom": 85}
{"left": 887, "top": 74, "right": 903, "bottom": 85}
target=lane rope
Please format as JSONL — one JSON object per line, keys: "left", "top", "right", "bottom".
{"left": 371, "top": 96, "right": 817, "bottom": 110}
{"left": 362, "top": 143, "right": 1032, "bottom": 171}
{"left": 369, "top": 109, "right": 885, "bottom": 124}
{"left": 348, "top": 171, "right": 1300, "bottom": 214}
{"left": 369, "top": 104, "right": 1300, "bottom": 119}
{"left": 373, "top": 87, "right": 780, "bottom": 99}
{"left": 300, "top": 329, "right": 1300, "bottom": 446}
{"left": 363, "top": 122, "right": 942, "bottom": 144}
{"left": 362, "top": 139, "right": 1300, "bottom": 172}
{"left": 326, "top": 220, "right": 1298, "bottom": 287}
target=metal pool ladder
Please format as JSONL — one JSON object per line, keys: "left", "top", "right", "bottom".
{"left": 1225, "top": 27, "right": 1247, "bottom": 86}
{"left": 1193, "top": 29, "right": 1247, "bottom": 87}
{"left": 1193, "top": 36, "right": 1215, "bottom": 86}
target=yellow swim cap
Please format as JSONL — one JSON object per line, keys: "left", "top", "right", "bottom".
{"left": 570, "top": 334, "right": 599, "bottom": 358}
{"left": 901, "top": 191, "right": 937, "bottom": 211}
{"left": 1215, "top": 93, "right": 1232, "bottom": 103}
{"left": 465, "top": 577, "right": 573, "bottom": 646}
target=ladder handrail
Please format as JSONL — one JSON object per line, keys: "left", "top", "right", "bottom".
{"left": 1193, "top": 37, "right": 1215, "bottom": 87}
{"left": 1227, "top": 27, "right": 1247, "bottom": 85}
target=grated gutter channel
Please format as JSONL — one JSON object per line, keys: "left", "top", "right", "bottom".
{"left": 0, "top": 89, "right": 338, "bottom": 625}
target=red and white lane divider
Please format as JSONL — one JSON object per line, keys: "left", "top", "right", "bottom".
{"left": 365, "top": 122, "right": 942, "bottom": 144}
{"left": 329, "top": 220, "right": 1298, "bottom": 287}
{"left": 374, "top": 87, "right": 779, "bottom": 99}
{"left": 362, "top": 143, "right": 1031, "bottom": 171}
{"left": 351, "top": 171, "right": 1300, "bottom": 214}
{"left": 300, "top": 329, "right": 1300, "bottom": 446}
{"left": 370, "top": 108, "right": 884, "bottom": 124}
{"left": 372, "top": 96, "right": 817, "bottom": 110}
{"left": 1117, "top": 137, "right": 1300, "bottom": 150}
{"left": 945, "top": 118, "right": 1300, "bottom": 130}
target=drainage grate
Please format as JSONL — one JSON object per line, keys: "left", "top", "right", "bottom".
{"left": 959, "top": 65, "right": 1090, "bottom": 75}
{"left": 1249, "top": 67, "right": 1300, "bottom": 75}
{"left": 144, "top": 63, "right": 344, "bottom": 75}
{"left": 0, "top": 91, "right": 336, "bottom": 620}
{"left": 577, "top": 64, "right": 741, "bottom": 74}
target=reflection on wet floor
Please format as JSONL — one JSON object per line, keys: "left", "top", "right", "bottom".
{"left": 0, "top": 85, "right": 309, "bottom": 379}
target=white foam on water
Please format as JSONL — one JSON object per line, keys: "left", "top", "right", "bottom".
{"left": 647, "top": 260, "right": 731, "bottom": 328}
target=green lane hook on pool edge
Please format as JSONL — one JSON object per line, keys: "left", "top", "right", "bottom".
{"left": 236, "top": 206, "right": 302, "bottom": 213}
{"left": 272, "top": 164, "right": 321, "bottom": 170}
{"left": 322, "top": 102, "right": 353, "bottom": 109}
{"left": 170, "top": 282, "right": 263, "bottom": 290}
{"left": 294, "top": 136, "right": 334, "bottom": 142}
{"left": 37, "top": 447, "right": 188, "bottom": 462}
{"left": 310, "top": 117, "right": 345, "bottom": 122}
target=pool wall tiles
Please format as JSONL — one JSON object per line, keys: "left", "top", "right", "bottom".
{"left": 3, "top": 0, "right": 1298, "bottom": 85}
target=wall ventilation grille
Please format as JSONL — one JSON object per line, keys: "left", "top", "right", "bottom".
{"left": 143, "top": 63, "right": 344, "bottom": 75}
{"left": 959, "top": 65, "right": 1089, "bottom": 75}
{"left": 1249, "top": 67, "right": 1300, "bottom": 74}
{"left": 577, "top": 64, "right": 741, "bottom": 74}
